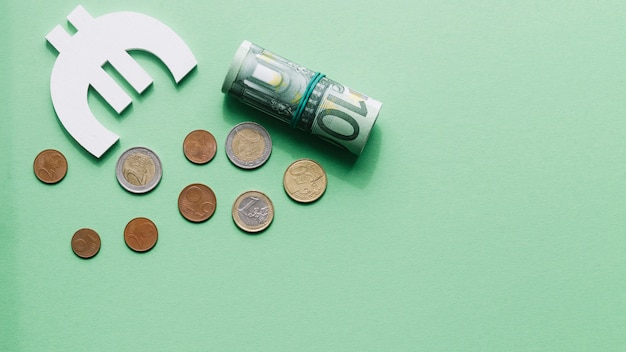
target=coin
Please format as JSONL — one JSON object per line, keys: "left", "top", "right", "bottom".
{"left": 183, "top": 129, "right": 217, "bottom": 164}
{"left": 71, "top": 228, "right": 101, "bottom": 259}
{"left": 33, "top": 149, "right": 67, "bottom": 184}
{"left": 225, "top": 122, "right": 272, "bottom": 169}
{"left": 178, "top": 183, "right": 217, "bottom": 222}
{"left": 115, "top": 147, "right": 162, "bottom": 194}
{"left": 124, "top": 217, "right": 158, "bottom": 252}
{"left": 232, "top": 191, "right": 274, "bottom": 233}
{"left": 283, "top": 158, "right": 327, "bottom": 203}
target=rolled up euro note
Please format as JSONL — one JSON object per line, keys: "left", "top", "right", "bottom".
{"left": 222, "top": 40, "right": 382, "bottom": 155}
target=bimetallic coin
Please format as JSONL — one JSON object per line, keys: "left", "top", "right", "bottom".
{"left": 183, "top": 129, "right": 217, "bottom": 164}
{"left": 33, "top": 149, "right": 67, "bottom": 184}
{"left": 232, "top": 191, "right": 274, "bottom": 233}
{"left": 71, "top": 228, "right": 101, "bottom": 259}
{"left": 178, "top": 183, "right": 217, "bottom": 222}
{"left": 116, "top": 147, "right": 162, "bottom": 194}
{"left": 124, "top": 217, "right": 158, "bottom": 252}
{"left": 283, "top": 158, "right": 327, "bottom": 203}
{"left": 225, "top": 122, "right": 272, "bottom": 169}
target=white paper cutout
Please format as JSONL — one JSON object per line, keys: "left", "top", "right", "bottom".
{"left": 46, "top": 5, "right": 197, "bottom": 158}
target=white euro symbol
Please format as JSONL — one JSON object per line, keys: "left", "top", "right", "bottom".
{"left": 46, "top": 5, "right": 197, "bottom": 158}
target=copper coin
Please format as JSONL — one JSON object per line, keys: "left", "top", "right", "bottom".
{"left": 71, "top": 228, "right": 101, "bottom": 259}
{"left": 183, "top": 129, "right": 217, "bottom": 164}
{"left": 232, "top": 190, "right": 274, "bottom": 233}
{"left": 178, "top": 183, "right": 217, "bottom": 222}
{"left": 283, "top": 158, "right": 327, "bottom": 203}
{"left": 124, "top": 217, "right": 158, "bottom": 252}
{"left": 33, "top": 149, "right": 67, "bottom": 184}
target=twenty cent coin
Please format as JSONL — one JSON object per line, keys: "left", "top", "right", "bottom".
{"left": 283, "top": 158, "right": 327, "bottom": 203}
{"left": 178, "top": 183, "right": 217, "bottom": 222}
{"left": 225, "top": 122, "right": 272, "bottom": 169}
{"left": 232, "top": 191, "right": 274, "bottom": 233}
{"left": 33, "top": 149, "right": 67, "bottom": 184}
{"left": 183, "top": 129, "right": 217, "bottom": 164}
{"left": 116, "top": 147, "right": 162, "bottom": 194}
{"left": 124, "top": 217, "right": 158, "bottom": 252}
{"left": 71, "top": 228, "right": 101, "bottom": 259}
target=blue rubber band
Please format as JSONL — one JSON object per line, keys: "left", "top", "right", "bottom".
{"left": 291, "top": 72, "right": 325, "bottom": 128}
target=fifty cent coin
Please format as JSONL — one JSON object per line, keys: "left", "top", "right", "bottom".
{"left": 232, "top": 190, "right": 274, "bottom": 233}
{"left": 116, "top": 147, "right": 162, "bottom": 194}
{"left": 283, "top": 158, "right": 327, "bottom": 203}
{"left": 33, "top": 149, "right": 67, "bottom": 184}
{"left": 124, "top": 217, "right": 158, "bottom": 252}
{"left": 183, "top": 129, "right": 217, "bottom": 164}
{"left": 178, "top": 183, "right": 217, "bottom": 222}
{"left": 225, "top": 122, "right": 272, "bottom": 169}
{"left": 71, "top": 228, "right": 101, "bottom": 259}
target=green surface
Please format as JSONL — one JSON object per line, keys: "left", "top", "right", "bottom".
{"left": 2, "top": 0, "right": 626, "bottom": 351}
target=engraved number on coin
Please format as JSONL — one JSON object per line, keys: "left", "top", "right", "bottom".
{"left": 74, "top": 232, "right": 98, "bottom": 253}
{"left": 238, "top": 197, "right": 269, "bottom": 224}
{"left": 123, "top": 154, "right": 155, "bottom": 186}
{"left": 183, "top": 186, "right": 214, "bottom": 216}
{"left": 289, "top": 165, "right": 324, "bottom": 195}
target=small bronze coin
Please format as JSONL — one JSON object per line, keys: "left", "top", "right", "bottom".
{"left": 183, "top": 129, "right": 217, "bottom": 164}
{"left": 232, "top": 190, "right": 274, "bottom": 233}
{"left": 283, "top": 158, "right": 327, "bottom": 203}
{"left": 178, "top": 183, "right": 217, "bottom": 222}
{"left": 33, "top": 149, "right": 67, "bottom": 184}
{"left": 71, "top": 228, "right": 101, "bottom": 259}
{"left": 124, "top": 217, "right": 158, "bottom": 252}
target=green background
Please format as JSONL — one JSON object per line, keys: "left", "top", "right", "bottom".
{"left": 2, "top": 0, "right": 626, "bottom": 350}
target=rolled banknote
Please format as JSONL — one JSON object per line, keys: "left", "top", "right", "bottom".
{"left": 222, "top": 40, "right": 382, "bottom": 155}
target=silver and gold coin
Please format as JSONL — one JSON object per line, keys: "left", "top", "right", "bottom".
{"left": 225, "top": 122, "right": 272, "bottom": 169}
{"left": 283, "top": 158, "right": 327, "bottom": 203}
{"left": 115, "top": 147, "right": 162, "bottom": 194}
{"left": 232, "top": 190, "right": 274, "bottom": 233}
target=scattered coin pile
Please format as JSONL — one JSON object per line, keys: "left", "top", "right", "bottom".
{"left": 34, "top": 121, "right": 328, "bottom": 259}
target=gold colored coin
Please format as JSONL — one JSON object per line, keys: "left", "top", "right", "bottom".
{"left": 283, "top": 159, "right": 327, "bottom": 203}
{"left": 33, "top": 149, "right": 67, "bottom": 184}
{"left": 232, "top": 191, "right": 274, "bottom": 233}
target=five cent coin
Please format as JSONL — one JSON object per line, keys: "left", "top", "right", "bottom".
{"left": 178, "top": 183, "right": 217, "bottom": 222}
{"left": 232, "top": 190, "right": 274, "bottom": 233}
{"left": 225, "top": 122, "right": 272, "bottom": 169}
{"left": 116, "top": 147, "right": 162, "bottom": 194}
{"left": 183, "top": 129, "right": 217, "bottom": 164}
{"left": 124, "top": 217, "right": 158, "bottom": 252}
{"left": 33, "top": 149, "right": 67, "bottom": 184}
{"left": 283, "top": 158, "right": 327, "bottom": 203}
{"left": 71, "top": 228, "right": 101, "bottom": 259}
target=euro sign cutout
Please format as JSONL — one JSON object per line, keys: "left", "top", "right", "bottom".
{"left": 46, "top": 5, "right": 197, "bottom": 158}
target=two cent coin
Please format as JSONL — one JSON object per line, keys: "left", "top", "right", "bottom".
{"left": 124, "top": 217, "right": 158, "bottom": 252}
{"left": 116, "top": 147, "right": 162, "bottom": 194}
{"left": 183, "top": 130, "right": 217, "bottom": 164}
{"left": 71, "top": 228, "right": 101, "bottom": 259}
{"left": 34, "top": 149, "right": 67, "bottom": 184}
{"left": 178, "top": 183, "right": 217, "bottom": 222}
{"left": 225, "top": 122, "right": 272, "bottom": 169}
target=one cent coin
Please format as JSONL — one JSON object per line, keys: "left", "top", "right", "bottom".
{"left": 183, "top": 129, "right": 217, "bottom": 164}
{"left": 33, "top": 149, "right": 67, "bottom": 184}
{"left": 115, "top": 147, "right": 162, "bottom": 194}
{"left": 71, "top": 228, "right": 101, "bottom": 259}
{"left": 232, "top": 190, "right": 274, "bottom": 233}
{"left": 283, "top": 158, "right": 327, "bottom": 203}
{"left": 124, "top": 217, "right": 158, "bottom": 252}
{"left": 225, "top": 122, "right": 272, "bottom": 169}
{"left": 178, "top": 183, "right": 217, "bottom": 222}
